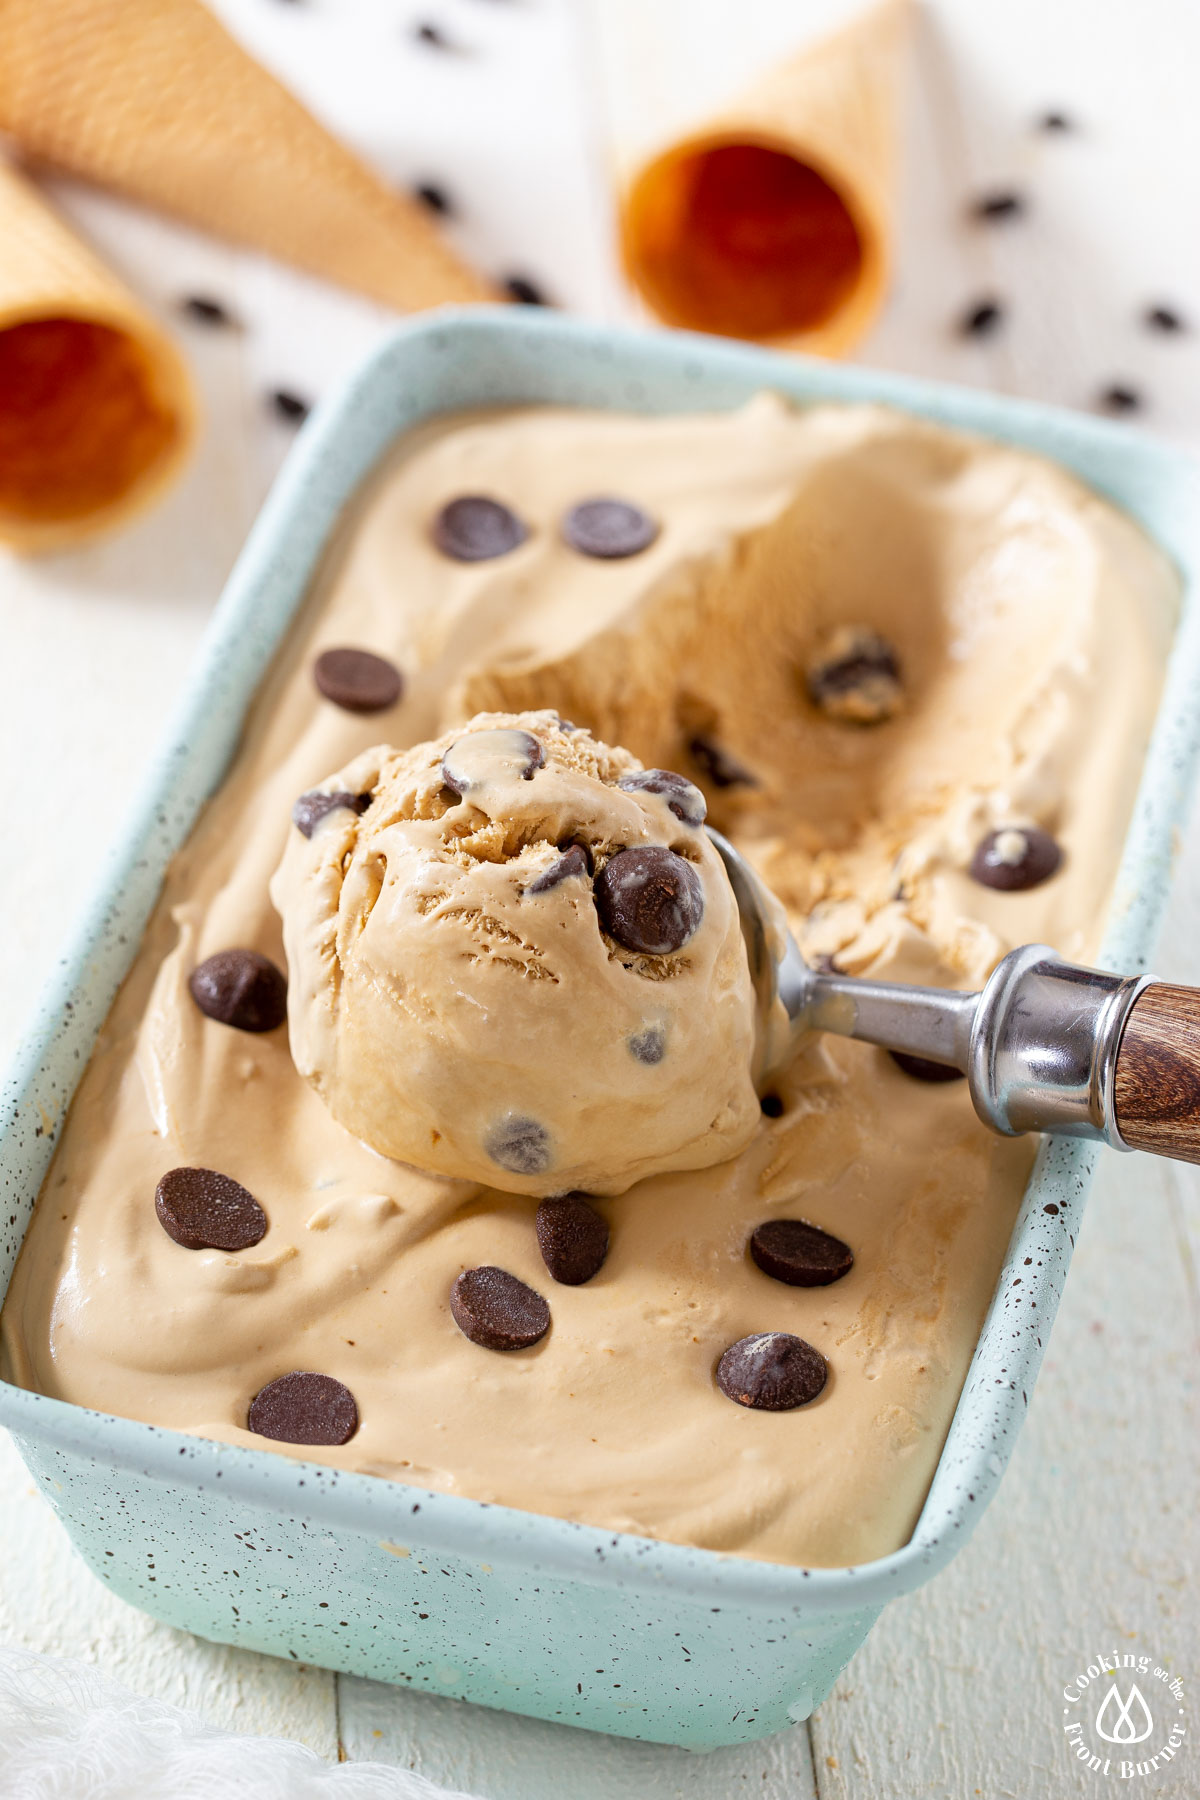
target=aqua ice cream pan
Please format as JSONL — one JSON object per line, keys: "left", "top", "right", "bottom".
{"left": 3, "top": 311, "right": 1199, "bottom": 1751}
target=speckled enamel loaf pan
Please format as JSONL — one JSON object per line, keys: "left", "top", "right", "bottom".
{"left": 3, "top": 312, "right": 1200, "bottom": 1750}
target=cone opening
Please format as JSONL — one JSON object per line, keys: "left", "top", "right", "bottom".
{"left": 0, "top": 317, "right": 183, "bottom": 533}
{"left": 622, "top": 139, "right": 866, "bottom": 343}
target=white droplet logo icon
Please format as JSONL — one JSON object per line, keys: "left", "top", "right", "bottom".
{"left": 1095, "top": 1681, "right": 1154, "bottom": 1745}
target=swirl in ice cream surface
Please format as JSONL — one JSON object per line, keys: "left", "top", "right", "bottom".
{"left": 271, "top": 713, "right": 759, "bottom": 1195}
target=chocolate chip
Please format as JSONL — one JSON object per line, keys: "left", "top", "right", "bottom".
{"left": 760, "top": 1093, "right": 784, "bottom": 1118}
{"left": 270, "top": 389, "right": 310, "bottom": 423}
{"left": 629, "top": 1024, "right": 665, "bottom": 1064}
{"left": 617, "top": 768, "right": 706, "bottom": 826}
{"left": 562, "top": 498, "right": 659, "bottom": 560}
{"left": 1098, "top": 383, "right": 1142, "bottom": 414}
{"left": 889, "top": 1050, "right": 967, "bottom": 1083}
{"left": 805, "top": 627, "right": 903, "bottom": 725}
{"left": 716, "top": 1333, "right": 827, "bottom": 1410}
{"left": 749, "top": 1219, "right": 853, "bottom": 1288}
{"left": 156, "top": 1166, "right": 267, "bottom": 1252}
{"left": 687, "top": 734, "right": 756, "bottom": 789}
{"left": 535, "top": 1194, "right": 609, "bottom": 1285}
{"left": 189, "top": 949, "right": 287, "bottom": 1033}
{"left": 442, "top": 727, "right": 545, "bottom": 795}
{"left": 432, "top": 495, "right": 528, "bottom": 562}
{"left": 292, "top": 789, "right": 372, "bottom": 838}
{"left": 527, "top": 844, "right": 590, "bottom": 894}
{"left": 1145, "top": 304, "right": 1186, "bottom": 333}
{"left": 959, "top": 298, "right": 1004, "bottom": 337}
{"left": 450, "top": 1266, "right": 550, "bottom": 1350}
{"left": 971, "top": 190, "right": 1025, "bottom": 221}
{"left": 969, "top": 825, "right": 1062, "bottom": 891}
{"left": 484, "top": 1113, "right": 552, "bottom": 1176}
{"left": 313, "top": 646, "right": 403, "bottom": 713}
{"left": 594, "top": 846, "right": 704, "bottom": 956}
{"left": 505, "top": 275, "right": 550, "bottom": 306}
{"left": 1038, "top": 110, "right": 1073, "bottom": 132}
{"left": 414, "top": 182, "right": 452, "bottom": 216}
{"left": 414, "top": 20, "right": 454, "bottom": 48}
{"left": 248, "top": 1371, "right": 358, "bottom": 1445}
{"left": 181, "top": 295, "right": 236, "bottom": 328}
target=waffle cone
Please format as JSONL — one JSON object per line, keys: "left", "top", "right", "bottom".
{"left": 620, "top": 0, "right": 910, "bottom": 355}
{"left": 0, "top": 159, "right": 195, "bottom": 554}
{"left": 0, "top": 0, "right": 494, "bottom": 312}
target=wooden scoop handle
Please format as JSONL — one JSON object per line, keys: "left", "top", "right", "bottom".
{"left": 1113, "top": 983, "right": 1200, "bottom": 1162}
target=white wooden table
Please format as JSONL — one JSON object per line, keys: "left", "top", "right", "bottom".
{"left": 1, "top": 1, "right": 1197, "bottom": 1792}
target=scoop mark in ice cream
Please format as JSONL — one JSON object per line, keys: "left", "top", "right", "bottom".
{"left": 441, "top": 728, "right": 545, "bottom": 796}
{"left": 188, "top": 949, "right": 287, "bottom": 1033}
{"left": 805, "top": 627, "right": 904, "bottom": 725}
{"left": 969, "top": 825, "right": 1062, "bottom": 891}
{"left": 247, "top": 1371, "right": 359, "bottom": 1446}
{"left": 562, "top": 497, "right": 659, "bottom": 560}
{"left": 155, "top": 1166, "right": 268, "bottom": 1253}
{"left": 617, "top": 768, "right": 706, "bottom": 826}
{"left": 313, "top": 647, "right": 403, "bottom": 714}
{"left": 716, "top": 1333, "right": 828, "bottom": 1411}
{"left": 433, "top": 495, "right": 529, "bottom": 562}
{"left": 688, "top": 734, "right": 757, "bottom": 790}
{"left": 484, "top": 1113, "right": 552, "bottom": 1176}
{"left": 450, "top": 1266, "right": 551, "bottom": 1351}
{"left": 889, "top": 1049, "right": 966, "bottom": 1083}
{"left": 526, "top": 844, "right": 590, "bottom": 894}
{"left": 291, "top": 789, "right": 372, "bottom": 839}
{"left": 594, "top": 846, "right": 704, "bottom": 956}
{"left": 749, "top": 1219, "right": 853, "bottom": 1288}
{"left": 535, "top": 1194, "right": 609, "bottom": 1286}
{"left": 629, "top": 1024, "right": 666, "bottom": 1064}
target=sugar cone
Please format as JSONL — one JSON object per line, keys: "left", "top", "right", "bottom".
{"left": 0, "top": 0, "right": 495, "bottom": 312}
{"left": 0, "top": 159, "right": 195, "bottom": 554}
{"left": 619, "top": 0, "right": 910, "bottom": 356}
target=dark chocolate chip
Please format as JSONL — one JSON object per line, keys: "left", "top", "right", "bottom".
{"left": 805, "top": 627, "right": 903, "bottom": 725}
{"left": 594, "top": 846, "right": 704, "bottom": 956}
{"left": 1098, "top": 383, "right": 1142, "bottom": 414}
{"left": 414, "top": 20, "right": 455, "bottom": 48}
{"left": 687, "top": 734, "right": 756, "bottom": 789}
{"left": 414, "top": 182, "right": 452, "bottom": 216}
{"left": 181, "top": 295, "right": 237, "bottom": 328}
{"left": 505, "top": 275, "right": 550, "bottom": 306}
{"left": 484, "top": 1113, "right": 552, "bottom": 1176}
{"left": 889, "top": 1049, "right": 967, "bottom": 1083}
{"left": 617, "top": 768, "right": 706, "bottom": 826}
{"left": 450, "top": 1266, "right": 551, "bottom": 1350}
{"left": 760, "top": 1093, "right": 785, "bottom": 1118}
{"left": 270, "top": 389, "right": 310, "bottom": 423}
{"left": 432, "top": 495, "right": 528, "bottom": 562}
{"left": 156, "top": 1166, "right": 267, "bottom": 1252}
{"left": 527, "top": 844, "right": 590, "bottom": 894}
{"left": 969, "top": 825, "right": 1062, "bottom": 891}
{"left": 1145, "top": 304, "right": 1186, "bottom": 333}
{"left": 442, "top": 727, "right": 544, "bottom": 795}
{"left": 313, "top": 646, "right": 403, "bottom": 714}
{"left": 292, "top": 789, "right": 372, "bottom": 838}
{"left": 750, "top": 1219, "right": 854, "bottom": 1288}
{"left": 971, "top": 190, "right": 1025, "bottom": 221}
{"left": 716, "top": 1333, "right": 827, "bottom": 1410}
{"left": 189, "top": 949, "right": 287, "bottom": 1033}
{"left": 629, "top": 1024, "right": 665, "bottom": 1064}
{"left": 562, "top": 498, "right": 659, "bottom": 560}
{"left": 1038, "top": 110, "right": 1073, "bottom": 132}
{"left": 248, "top": 1371, "right": 358, "bottom": 1445}
{"left": 556, "top": 716, "right": 579, "bottom": 732}
{"left": 535, "top": 1194, "right": 609, "bottom": 1285}
{"left": 959, "top": 298, "right": 1004, "bottom": 337}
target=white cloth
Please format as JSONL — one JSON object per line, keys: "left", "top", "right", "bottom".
{"left": 0, "top": 1647, "right": 481, "bottom": 1800}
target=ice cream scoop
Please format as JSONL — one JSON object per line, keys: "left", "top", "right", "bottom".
{"left": 711, "top": 830, "right": 1200, "bottom": 1165}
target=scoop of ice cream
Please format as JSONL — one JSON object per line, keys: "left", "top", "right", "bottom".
{"left": 270, "top": 710, "right": 759, "bottom": 1195}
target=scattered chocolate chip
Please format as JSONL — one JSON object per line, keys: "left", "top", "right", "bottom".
{"left": 432, "top": 495, "right": 528, "bottom": 562}
{"left": 527, "top": 844, "right": 590, "bottom": 894}
{"left": 451, "top": 1266, "right": 551, "bottom": 1350}
{"left": 595, "top": 846, "right": 704, "bottom": 956}
{"left": 505, "top": 275, "right": 550, "bottom": 306}
{"left": 969, "top": 825, "right": 1062, "bottom": 891}
{"left": 414, "top": 182, "right": 452, "bottom": 216}
{"left": 629, "top": 1024, "right": 666, "bottom": 1064}
{"left": 556, "top": 716, "right": 579, "bottom": 732}
{"left": 959, "top": 298, "right": 1004, "bottom": 337}
{"left": 484, "top": 1113, "right": 552, "bottom": 1176}
{"left": 1145, "top": 304, "right": 1186, "bottom": 333}
{"left": 971, "top": 190, "right": 1025, "bottom": 221}
{"left": 750, "top": 1219, "right": 854, "bottom": 1288}
{"left": 760, "top": 1093, "right": 785, "bottom": 1118}
{"left": 442, "top": 727, "right": 545, "bottom": 795}
{"left": 292, "top": 789, "right": 372, "bottom": 838}
{"left": 562, "top": 498, "right": 659, "bottom": 560}
{"left": 805, "top": 626, "right": 903, "bottom": 725}
{"left": 248, "top": 1371, "right": 358, "bottom": 1445}
{"left": 189, "top": 949, "right": 287, "bottom": 1033}
{"left": 270, "top": 389, "right": 310, "bottom": 424}
{"left": 414, "top": 20, "right": 454, "bottom": 48}
{"left": 313, "top": 646, "right": 403, "bottom": 714}
{"left": 617, "top": 768, "right": 706, "bottom": 826}
{"left": 181, "top": 295, "right": 236, "bottom": 328}
{"left": 716, "top": 1333, "right": 827, "bottom": 1410}
{"left": 156, "top": 1166, "right": 268, "bottom": 1252}
{"left": 688, "top": 734, "right": 756, "bottom": 789}
{"left": 1098, "top": 383, "right": 1142, "bottom": 414}
{"left": 1038, "top": 110, "right": 1073, "bottom": 132}
{"left": 535, "top": 1194, "right": 609, "bottom": 1285}
{"left": 889, "top": 1050, "right": 967, "bottom": 1083}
